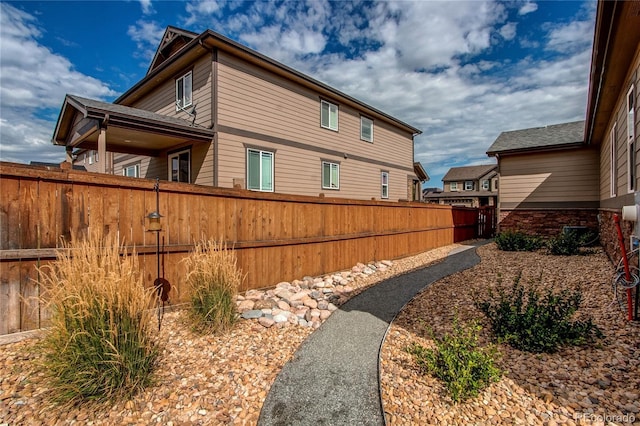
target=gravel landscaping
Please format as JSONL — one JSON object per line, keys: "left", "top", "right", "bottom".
{"left": 0, "top": 244, "right": 457, "bottom": 425}
{"left": 381, "top": 244, "right": 640, "bottom": 425}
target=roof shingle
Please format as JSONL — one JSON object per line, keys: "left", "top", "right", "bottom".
{"left": 487, "top": 120, "right": 584, "bottom": 155}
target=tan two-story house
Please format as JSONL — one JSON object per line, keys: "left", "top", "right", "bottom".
{"left": 52, "top": 26, "right": 426, "bottom": 202}
{"left": 424, "top": 165, "right": 497, "bottom": 207}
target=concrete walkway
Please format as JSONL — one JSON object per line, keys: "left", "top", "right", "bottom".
{"left": 259, "top": 241, "right": 486, "bottom": 426}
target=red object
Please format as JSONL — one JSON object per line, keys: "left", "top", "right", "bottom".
{"left": 613, "top": 214, "right": 634, "bottom": 321}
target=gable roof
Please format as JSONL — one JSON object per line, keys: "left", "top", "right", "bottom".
{"left": 486, "top": 120, "right": 584, "bottom": 156}
{"left": 148, "top": 26, "right": 198, "bottom": 74}
{"left": 442, "top": 164, "right": 496, "bottom": 182}
{"left": 115, "top": 26, "right": 421, "bottom": 136}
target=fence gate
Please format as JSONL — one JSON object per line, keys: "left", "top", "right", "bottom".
{"left": 477, "top": 206, "right": 497, "bottom": 238}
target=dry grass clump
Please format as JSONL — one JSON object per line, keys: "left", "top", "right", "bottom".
{"left": 182, "top": 239, "right": 244, "bottom": 334}
{"left": 37, "top": 231, "right": 159, "bottom": 404}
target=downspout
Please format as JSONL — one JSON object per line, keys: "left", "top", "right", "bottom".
{"left": 586, "top": 1, "right": 617, "bottom": 146}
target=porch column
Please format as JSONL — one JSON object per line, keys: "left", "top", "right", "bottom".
{"left": 65, "top": 146, "right": 73, "bottom": 164}
{"left": 98, "top": 126, "right": 107, "bottom": 174}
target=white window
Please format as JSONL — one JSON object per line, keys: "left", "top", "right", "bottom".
{"left": 94, "top": 151, "right": 98, "bottom": 163}
{"left": 627, "top": 85, "right": 636, "bottom": 192}
{"left": 88, "top": 151, "right": 94, "bottom": 165}
{"left": 610, "top": 122, "right": 617, "bottom": 197}
{"left": 123, "top": 163, "right": 140, "bottom": 178}
{"left": 493, "top": 179, "right": 498, "bottom": 191}
{"left": 247, "top": 149, "right": 274, "bottom": 192}
{"left": 322, "top": 161, "right": 340, "bottom": 189}
{"left": 381, "top": 171, "right": 389, "bottom": 199}
{"left": 450, "top": 182, "right": 458, "bottom": 191}
{"left": 321, "top": 100, "right": 338, "bottom": 131}
{"left": 482, "top": 179, "right": 490, "bottom": 190}
{"left": 176, "top": 71, "right": 193, "bottom": 110}
{"left": 464, "top": 181, "right": 474, "bottom": 191}
{"left": 168, "top": 149, "right": 190, "bottom": 183}
{"left": 361, "top": 116, "right": 373, "bottom": 142}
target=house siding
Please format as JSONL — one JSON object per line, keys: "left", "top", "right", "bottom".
{"left": 598, "top": 46, "right": 640, "bottom": 208}
{"left": 215, "top": 51, "right": 415, "bottom": 200}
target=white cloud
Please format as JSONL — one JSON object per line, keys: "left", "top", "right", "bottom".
{"left": 499, "top": 22, "right": 517, "bottom": 40}
{"left": 127, "top": 20, "right": 165, "bottom": 63}
{"left": 546, "top": 20, "right": 593, "bottom": 53}
{"left": 519, "top": 1, "right": 538, "bottom": 15}
{"left": 0, "top": 3, "right": 115, "bottom": 164}
{"left": 184, "top": 0, "right": 222, "bottom": 26}
{"left": 140, "top": 0, "right": 154, "bottom": 15}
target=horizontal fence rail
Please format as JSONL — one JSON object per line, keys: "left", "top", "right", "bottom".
{"left": 0, "top": 162, "right": 479, "bottom": 335}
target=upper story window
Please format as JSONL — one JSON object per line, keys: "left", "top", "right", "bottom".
{"left": 450, "top": 182, "right": 458, "bottom": 191}
{"left": 247, "top": 148, "right": 274, "bottom": 192}
{"left": 381, "top": 171, "right": 389, "bottom": 199}
{"left": 361, "top": 116, "right": 373, "bottom": 142}
{"left": 321, "top": 100, "right": 338, "bottom": 131}
{"left": 123, "top": 163, "right": 140, "bottom": 178}
{"left": 627, "top": 85, "right": 636, "bottom": 192}
{"left": 322, "top": 161, "right": 340, "bottom": 189}
{"left": 88, "top": 150, "right": 98, "bottom": 165}
{"left": 176, "top": 71, "right": 193, "bottom": 110}
{"left": 493, "top": 179, "right": 498, "bottom": 191}
{"left": 169, "top": 149, "right": 190, "bottom": 183}
{"left": 482, "top": 179, "right": 490, "bottom": 190}
{"left": 464, "top": 181, "right": 474, "bottom": 191}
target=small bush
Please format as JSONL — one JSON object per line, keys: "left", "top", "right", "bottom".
{"left": 475, "top": 273, "right": 602, "bottom": 353}
{"left": 38, "top": 232, "right": 159, "bottom": 404}
{"left": 406, "top": 319, "right": 501, "bottom": 403}
{"left": 183, "top": 239, "right": 244, "bottom": 334}
{"left": 494, "top": 231, "right": 543, "bottom": 252}
{"left": 547, "top": 231, "right": 581, "bottom": 256}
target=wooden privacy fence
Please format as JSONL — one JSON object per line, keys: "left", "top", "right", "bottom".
{"left": 0, "top": 162, "right": 478, "bottom": 335}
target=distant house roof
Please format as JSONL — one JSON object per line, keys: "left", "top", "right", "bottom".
{"left": 486, "top": 121, "right": 584, "bottom": 156}
{"left": 30, "top": 161, "right": 86, "bottom": 171}
{"left": 442, "top": 164, "right": 497, "bottom": 182}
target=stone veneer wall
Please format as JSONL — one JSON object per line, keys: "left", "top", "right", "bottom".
{"left": 598, "top": 209, "right": 635, "bottom": 265}
{"left": 498, "top": 209, "right": 599, "bottom": 237}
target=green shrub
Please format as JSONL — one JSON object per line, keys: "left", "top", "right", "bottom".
{"left": 475, "top": 273, "right": 602, "bottom": 353}
{"left": 494, "top": 231, "right": 543, "bottom": 252}
{"left": 406, "top": 319, "right": 501, "bottom": 403}
{"left": 547, "top": 231, "right": 581, "bottom": 256}
{"left": 183, "top": 239, "right": 244, "bottom": 334}
{"left": 38, "top": 232, "right": 159, "bottom": 404}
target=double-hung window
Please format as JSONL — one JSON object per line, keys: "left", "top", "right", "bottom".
{"left": 381, "top": 171, "right": 389, "bottom": 199}
{"left": 627, "top": 85, "right": 636, "bottom": 192}
{"left": 247, "top": 149, "right": 274, "bottom": 192}
{"left": 321, "top": 100, "right": 338, "bottom": 131}
{"left": 361, "top": 116, "right": 373, "bottom": 142}
{"left": 322, "top": 161, "right": 340, "bottom": 189}
{"left": 482, "top": 179, "right": 490, "bottom": 190}
{"left": 464, "top": 181, "right": 474, "bottom": 191}
{"left": 123, "top": 163, "right": 140, "bottom": 178}
{"left": 169, "top": 149, "right": 190, "bottom": 183}
{"left": 611, "top": 122, "right": 617, "bottom": 197}
{"left": 176, "top": 71, "right": 193, "bottom": 110}
{"left": 450, "top": 182, "right": 458, "bottom": 191}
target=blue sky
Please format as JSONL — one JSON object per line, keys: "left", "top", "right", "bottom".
{"left": 0, "top": 0, "right": 596, "bottom": 187}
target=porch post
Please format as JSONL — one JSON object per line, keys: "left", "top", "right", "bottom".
{"left": 65, "top": 146, "right": 73, "bottom": 164}
{"left": 98, "top": 126, "right": 107, "bottom": 174}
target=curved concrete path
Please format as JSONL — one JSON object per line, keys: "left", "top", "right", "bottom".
{"left": 259, "top": 241, "right": 486, "bottom": 426}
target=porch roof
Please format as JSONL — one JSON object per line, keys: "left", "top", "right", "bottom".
{"left": 52, "top": 95, "right": 214, "bottom": 156}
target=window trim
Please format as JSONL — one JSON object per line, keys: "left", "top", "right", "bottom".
{"left": 627, "top": 85, "right": 635, "bottom": 193}
{"left": 168, "top": 148, "right": 191, "bottom": 183}
{"left": 360, "top": 116, "right": 373, "bottom": 142}
{"left": 450, "top": 182, "right": 458, "bottom": 191}
{"left": 381, "top": 171, "right": 389, "bottom": 199}
{"left": 175, "top": 70, "right": 193, "bottom": 111}
{"left": 320, "top": 99, "right": 339, "bottom": 131}
{"left": 464, "top": 181, "right": 474, "bottom": 191}
{"left": 246, "top": 148, "right": 274, "bottom": 192}
{"left": 610, "top": 122, "right": 617, "bottom": 197}
{"left": 481, "top": 179, "right": 490, "bottom": 190}
{"left": 122, "top": 163, "right": 140, "bottom": 178}
{"left": 321, "top": 161, "right": 340, "bottom": 190}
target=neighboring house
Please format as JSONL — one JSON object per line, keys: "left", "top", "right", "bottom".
{"left": 487, "top": 0, "right": 639, "bottom": 262}
{"left": 29, "top": 161, "right": 87, "bottom": 172}
{"left": 486, "top": 121, "right": 600, "bottom": 236}
{"left": 52, "top": 26, "right": 425, "bottom": 202}
{"left": 424, "top": 165, "right": 497, "bottom": 207}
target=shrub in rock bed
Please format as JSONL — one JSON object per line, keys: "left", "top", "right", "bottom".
{"left": 475, "top": 272, "right": 602, "bottom": 353}
{"left": 546, "top": 231, "right": 581, "bottom": 256}
{"left": 494, "top": 230, "right": 544, "bottom": 252}
{"left": 183, "top": 239, "right": 244, "bottom": 334}
{"left": 38, "top": 232, "right": 159, "bottom": 404}
{"left": 406, "top": 319, "right": 501, "bottom": 403}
